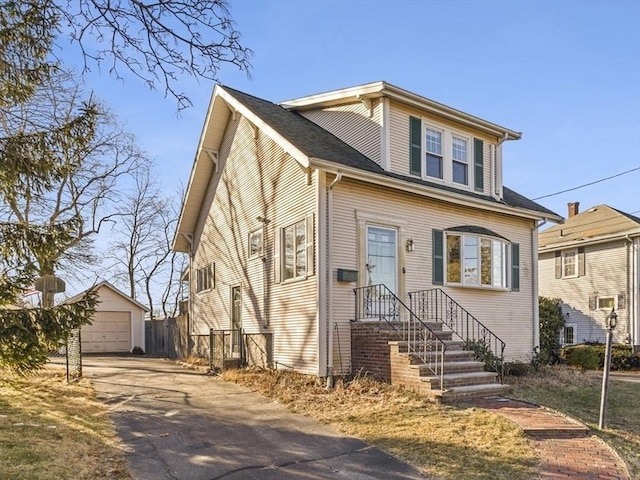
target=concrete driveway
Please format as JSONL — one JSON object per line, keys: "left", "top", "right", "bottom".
{"left": 83, "top": 356, "right": 428, "bottom": 480}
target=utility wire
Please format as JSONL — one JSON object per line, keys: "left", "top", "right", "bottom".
{"left": 532, "top": 167, "right": 640, "bottom": 200}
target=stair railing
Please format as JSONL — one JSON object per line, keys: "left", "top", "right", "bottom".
{"left": 354, "top": 284, "right": 447, "bottom": 391}
{"left": 408, "top": 288, "right": 505, "bottom": 381}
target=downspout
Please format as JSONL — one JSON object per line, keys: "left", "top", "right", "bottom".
{"left": 532, "top": 218, "right": 548, "bottom": 353}
{"left": 326, "top": 172, "right": 343, "bottom": 388}
{"left": 624, "top": 235, "right": 636, "bottom": 347}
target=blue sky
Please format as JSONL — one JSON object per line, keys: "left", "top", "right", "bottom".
{"left": 75, "top": 0, "right": 640, "bottom": 221}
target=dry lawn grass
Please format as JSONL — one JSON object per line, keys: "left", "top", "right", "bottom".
{"left": 223, "top": 369, "right": 538, "bottom": 480}
{"left": 0, "top": 367, "right": 131, "bottom": 480}
{"left": 509, "top": 366, "right": 640, "bottom": 479}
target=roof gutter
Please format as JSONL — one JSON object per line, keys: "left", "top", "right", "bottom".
{"left": 539, "top": 230, "right": 640, "bottom": 253}
{"left": 310, "top": 158, "right": 561, "bottom": 222}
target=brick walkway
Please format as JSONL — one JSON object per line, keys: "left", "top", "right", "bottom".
{"left": 471, "top": 397, "right": 630, "bottom": 479}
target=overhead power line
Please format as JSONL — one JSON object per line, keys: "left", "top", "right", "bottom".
{"left": 532, "top": 167, "right": 640, "bottom": 201}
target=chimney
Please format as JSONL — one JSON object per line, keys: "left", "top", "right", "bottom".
{"left": 568, "top": 202, "right": 580, "bottom": 218}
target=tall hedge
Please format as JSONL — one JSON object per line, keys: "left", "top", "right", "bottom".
{"left": 538, "top": 297, "right": 565, "bottom": 365}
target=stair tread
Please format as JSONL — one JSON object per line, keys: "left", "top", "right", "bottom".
{"left": 422, "top": 371, "right": 497, "bottom": 380}
{"left": 445, "top": 383, "right": 508, "bottom": 393}
{"left": 410, "top": 360, "right": 484, "bottom": 369}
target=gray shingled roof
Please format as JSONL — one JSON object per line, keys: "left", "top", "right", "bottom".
{"left": 223, "top": 86, "right": 558, "bottom": 218}
{"left": 539, "top": 204, "right": 640, "bottom": 248}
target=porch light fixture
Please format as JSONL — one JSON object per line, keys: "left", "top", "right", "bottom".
{"left": 406, "top": 238, "right": 415, "bottom": 252}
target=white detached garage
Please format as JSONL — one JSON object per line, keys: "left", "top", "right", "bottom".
{"left": 67, "top": 281, "right": 149, "bottom": 354}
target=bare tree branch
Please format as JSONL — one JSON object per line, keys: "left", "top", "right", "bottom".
{"left": 62, "top": 0, "right": 253, "bottom": 109}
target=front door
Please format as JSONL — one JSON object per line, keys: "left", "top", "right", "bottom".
{"left": 231, "top": 286, "right": 241, "bottom": 357}
{"left": 366, "top": 226, "right": 398, "bottom": 293}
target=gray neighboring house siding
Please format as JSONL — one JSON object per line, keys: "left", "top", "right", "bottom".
{"left": 538, "top": 203, "right": 640, "bottom": 350}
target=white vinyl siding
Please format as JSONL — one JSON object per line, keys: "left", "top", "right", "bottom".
{"left": 330, "top": 177, "right": 536, "bottom": 362}
{"left": 298, "top": 100, "right": 383, "bottom": 165}
{"left": 389, "top": 101, "right": 495, "bottom": 196}
{"left": 191, "top": 116, "right": 318, "bottom": 374}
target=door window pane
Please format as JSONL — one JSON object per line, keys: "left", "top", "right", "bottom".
{"left": 366, "top": 226, "right": 397, "bottom": 293}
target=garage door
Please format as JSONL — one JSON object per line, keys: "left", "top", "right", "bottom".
{"left": 81, "top": 311, "right": 131, "bottom": 353}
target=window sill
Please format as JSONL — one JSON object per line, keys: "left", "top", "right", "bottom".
{"left": 281, "top": 275, "right": 309, "bottom": 285}
{"left": 445, "top": 283, "right": 510, "bottom": 292}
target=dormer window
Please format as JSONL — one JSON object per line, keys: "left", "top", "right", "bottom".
{"left": 410, "top": 116, "right": 483, "bottom": 191}
{"left": 452, "top": 136, "right": 469, "bottom": 185}
{"left": 426, "top": 128, "right": 443, "bottom": 179}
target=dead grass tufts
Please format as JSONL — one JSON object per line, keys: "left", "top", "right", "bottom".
{"left": 224, "top": 368, "right": 537, "bottom": 480}
{"left": 508, "top": 364, "right": 600, "bottom": 389}
{"left": 0, "top": 366, "right": 131, "bottom": 480}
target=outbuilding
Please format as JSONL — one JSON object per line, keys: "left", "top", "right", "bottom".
{"left": 67, "top": 281, "right": 148, "bottom": 353}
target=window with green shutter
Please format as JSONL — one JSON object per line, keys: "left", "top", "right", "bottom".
{"left": 511, "top": 243, "right": 520, "bottom": 291}
{"left": 432, "top": 229, "right": 444, "bottom": 285}
{"left": 410, "top": 116, "right": 422, "bottom": 176}
{"left": 474, "top": 138, "right": 484, "bottom": 192}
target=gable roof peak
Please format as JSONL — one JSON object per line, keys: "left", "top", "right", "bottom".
{"left": 280, "top": 81, "right": 522, "bottom": 140}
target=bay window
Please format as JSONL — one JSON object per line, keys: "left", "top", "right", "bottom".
{"left": 439, "top": 227, "right": 513, "bottom": 289}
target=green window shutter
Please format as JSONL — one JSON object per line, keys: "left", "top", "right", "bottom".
{"left": 555, "top": 251, "right": 562, "bottom": 279}
{"left": 578, "top": 247, "right": 585, "bottom": 276}
{"left": 432, "top": 229, "right": 444, "bottom": 285}
{"left": 618, "top": 292, "right": 626, "bottom": 310}
{"left": 410, "top": 116, "right": 422, "bottom": 176}
{"left": 474, "top": 138, "right": 484, "bottom": 192}
{"left": 511, "top": 243, "right": 520, "bottom": 291}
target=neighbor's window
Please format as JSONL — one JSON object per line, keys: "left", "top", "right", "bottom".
{"left": 284, "top": 220, "right": 306, "bottom": 281}
{"left": 446, "top": 233, "right": 509, "bottom": 288}
{"left": 597, "top": 296, "right": 616, "bottom": 310}
{"left": 249, "top": 229, "right": 263, "bottom": 259}
{"left": 562, "top": 324, "right": 576, "bottom": 345}
{"left": 562, "top": 249, "right": 577, "bottom": 277}
{"left": 196, "top": 263, "right": 214, "bottom": 292}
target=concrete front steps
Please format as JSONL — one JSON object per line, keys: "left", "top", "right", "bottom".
{"left": 387, "top": 322, "right": 509, "bottom": 403}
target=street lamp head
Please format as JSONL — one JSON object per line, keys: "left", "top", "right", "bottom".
{"left": 607, "top": 309, "right": 618, "bottom": 330}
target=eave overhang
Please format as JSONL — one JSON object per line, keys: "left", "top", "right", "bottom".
{"left": 173, "top": 85, "right": 313, "bottom": 253}
{"left": 538, "top": 228, "right": 640, "bottom": 253}
{"left": 281, "top": 81, "right": 522, "bottom": 141}
{"left": 310, "top": 157, "right": 561, "bottom": 223}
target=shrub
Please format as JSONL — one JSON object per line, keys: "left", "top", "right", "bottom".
{"left": 463, "top": 339, "right": 502, "bottom": 373}
{"left": 561, "top": 344, "right": 635, "bottom": 371}
{"left": 538, "top": 297, "right": 564, "bottom": 365}
{"left": 562, "top": 345, "right": 600, "bottom": 370}
{"left": 504, "top": 361, "right": 530, "bottom": 377}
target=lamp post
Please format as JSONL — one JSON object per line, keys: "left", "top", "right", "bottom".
{"left": 598, "top": 308, "right": 617, "bottom": 429}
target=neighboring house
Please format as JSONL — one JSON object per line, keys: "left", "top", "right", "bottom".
{"left": 66, "top": 281, "right": 149, "bottom": 353}
{"left": 173, "top": 82, "right": 560, "bottom": 399}
{"left": 539, "top": 202, "right": 640, "bottom": 351}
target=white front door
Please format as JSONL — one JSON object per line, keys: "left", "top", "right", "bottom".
{"left": 366, "top": 226, "right": 397, "bottom": 294}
